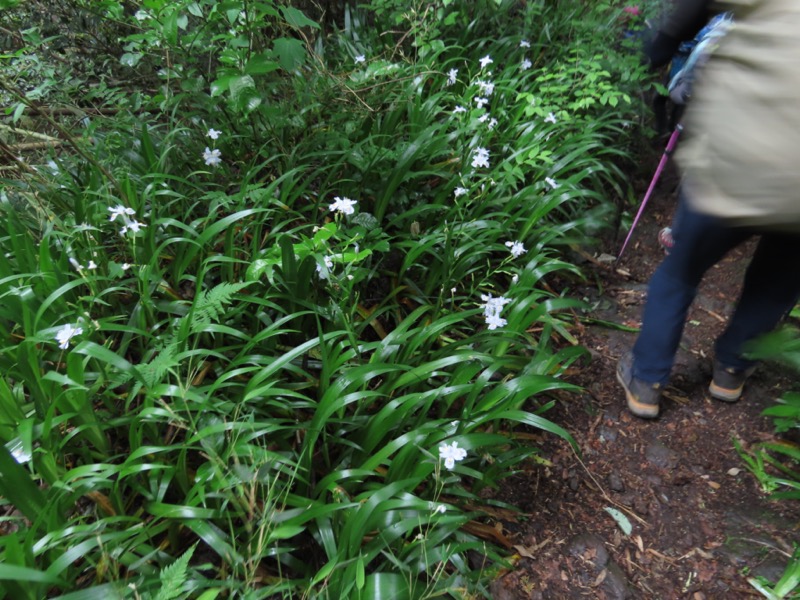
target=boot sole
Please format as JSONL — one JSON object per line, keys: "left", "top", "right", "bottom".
{"left": 709, "top": 381, "right": 742, "bottom": 402}
{"left": 616, "top": 369, "right": 660, "bottom": 419}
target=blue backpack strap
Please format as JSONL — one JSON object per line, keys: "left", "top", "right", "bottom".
{"left": 668, "top": 12, "right": 733, "bottom": 104}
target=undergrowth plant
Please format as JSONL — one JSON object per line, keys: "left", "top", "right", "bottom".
{"left": 0, "top": 0, "right": 650, "bottom": 598}
{"left": 736, "top": 327, "right": 800, "bottom": 599}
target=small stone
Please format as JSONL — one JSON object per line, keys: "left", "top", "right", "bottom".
{"left": 608, "top": 472, "right": 625, "bottom": 492}
{"left": 567, "top": 533, "right": 609, "bottom": 567}
{"left": 646, "top": 440, "right": 679, "bottom": 470}
{"left": 599, "top": 425, "right": 618, "bottom": 442}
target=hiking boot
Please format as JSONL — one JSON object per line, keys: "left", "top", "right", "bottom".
{"left": 709, "top": 362, "right": 756, "bottom": 402}
{"left": 617, "top": 352, "right": 662, "bottom": 419}
{"left": 658, "top": 227, "right": 674, "bottom": 255}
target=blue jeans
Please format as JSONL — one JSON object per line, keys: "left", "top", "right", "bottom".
{"left": 632, "top": 196, "right": 800, "bottom": 384}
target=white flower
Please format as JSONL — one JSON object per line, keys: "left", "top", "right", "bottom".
{"left": 121, "top": 263, "right": 133, "bottom": 271}
{"left": 108, "top": 205, "right": 136, "bottom": 222}
{"left": 479, "top": 113, "right": 490, "bottom": 123}
{"left": 545, "top": 112, "right": 557, "bottom": 124}
{"left": 203, "top": 147, "right": 222, "bottom": 167}
{"left": 316, "top": 256, "right": 334, "bottom": 280}
{"left": 454, "top": 187, "right": 468, "bottom": 198}
{"left": 485, "top": 312, "right": 507, "bottom": 330}
{"left": 355, "top": 54, "right": 366, "bottom": 63}
{"left": 505, "top": 240, "right": 526, "bottom": 258}
{"left": 87, "top": 260, "right": 98, "bottom": 270}
{"left": 521, "top": 58, "right": 532, "bottom": 71}
{"left": 487, "top": 118, "right": 498, "bottom": 130}
{"left": 55, "top": 324, "right": 83, "bottom": 350}
{"left": 476, "top": 80, "right": 495, "bottom": 96}
{"left": 545, "top": 177, "right": 560, "bottom": 189}
{"left": 206, "top": 128, "right": 221, "bottom": 140}
{"left": 447, "top": 68, "right": 458, "bottom": 86}
{"left": 520, "top": 40, "right": 531, "bottom": 48}
{"left": 69, "top": 257, "right": 81, "bottom": 270}
{"left": 453, "top": 105, "right": 467, "bottom": 114}
{"left": 134, "top": 10, "right": 149, "bottom": 21}
{"left": 474, "top": 96, "right": 489, "bottom": 109}
{"left": 434, "top": 504, "right": 447, "bottom": 514}
{"left": 121, "top": 220, "right": 146, "bottom": 236}
{"left": 480, "top": 293, "right": 511, "bottom": 317}
{"left": 329, "top": 196, "right": 357, "bottom": 216}
{"left": 471, "top": 147, "right": 490, "bottom": 169}
{"left": 127, "top": 220, "right": 145, "bottom": 233}
{"left": 511, "top": 274, "right": 520, "bottom": 284}
{"left": 479, "top": 55, "right": 493, "bottom": 69}
{"left": 439, "top": 441, "right": 468, "bottom": 470}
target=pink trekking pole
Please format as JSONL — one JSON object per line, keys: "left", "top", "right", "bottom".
{"left": 617, "top": 123, "right": 683, "bottom": 261}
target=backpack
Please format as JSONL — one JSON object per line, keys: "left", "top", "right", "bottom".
{"left": 668, "top": 12, "right": 733, "bottom": 105}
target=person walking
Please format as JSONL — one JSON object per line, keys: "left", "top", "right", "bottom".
{"left": 618, "top": 0, "right": 800, "bottom": 418}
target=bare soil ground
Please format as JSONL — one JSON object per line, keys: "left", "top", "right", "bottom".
{"left": 491, "top": 153, "right": 800, "bottom": 599}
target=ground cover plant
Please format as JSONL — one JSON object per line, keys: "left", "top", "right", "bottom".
{"left": 738, "top": 327, "right": 800, "bottom": 599}
{"left": 0, "top": 0, "right": 651, "bottom": 597}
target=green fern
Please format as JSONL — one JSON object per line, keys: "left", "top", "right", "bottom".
{"left": 127, "top": 341, "right": 180, "bottom": 399}
{"left": 153, "top": 543, "right": 196, "bottom": 600}
{"left": 190, "top": 282, "right": 250, "bottom": 333}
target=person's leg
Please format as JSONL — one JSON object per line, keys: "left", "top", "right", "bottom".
{"left": 714, "top": 232, "right": 800, "bottom": 369}
{"left": 632, "top": 199, "right": 751, "bottom": 385}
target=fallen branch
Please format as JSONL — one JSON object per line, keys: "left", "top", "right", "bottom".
{"left": 14, "top": 106, "right": 123, "bottom": 117}
{"left": 6, "top": 141, "right": 64, "bottom": 152}
{"left": 0, "top": 122, "right": 61, "bottom": 143}
{"left": 0, "top": 75, "right": 124, "bottom": 201}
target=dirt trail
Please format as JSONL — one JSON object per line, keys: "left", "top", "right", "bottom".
{"left": 492, "top": 155, "right": 800, "bottom": 599}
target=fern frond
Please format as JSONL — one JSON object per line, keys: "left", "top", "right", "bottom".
{"left": 154, "top": 543, "right": 196, "bottom": 600}
{"left": 190, "top": 282, "right": 249, "bottom": 333}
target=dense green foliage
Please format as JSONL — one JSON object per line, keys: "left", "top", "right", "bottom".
{"left": 740, "top": 328, "right": 800, "bottom": 599}
{"left": 0, "top": 1, "right": 652, "bottom": 598}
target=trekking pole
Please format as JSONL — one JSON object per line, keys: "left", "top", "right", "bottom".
{"left": 617, "top": 123, "right": 683, "bottom": 261}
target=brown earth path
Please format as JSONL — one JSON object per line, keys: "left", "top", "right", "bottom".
{"left": 491, "top": 152, "right": 800, "bottom": 599}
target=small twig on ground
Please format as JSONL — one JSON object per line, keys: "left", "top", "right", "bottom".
{"left": 569, "top": 445, "right": 648, "bottom": 527}
{"left": 697, "top": 306, "right": 727, "bottom": 323}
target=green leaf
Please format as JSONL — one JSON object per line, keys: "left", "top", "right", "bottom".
{"left": 228, "top": 74, "right": 262, "bottom": 113}
{"left": 244, "top": 53, "right": 280, "bottom": 76}
{"left": 163, "top": 10, "right": 178, "bottom": 45}
{"left": 604, "top": 507, "right": 632, "bottom": 536}
{"left": 773, "top": 552, "right": 800, "bottom": 596}
{"left": 51, "top": 584, "right": 125, "bottom": 600}
{"left": 0, "top": 564, "right": 66, "bottom": 586}
{"left": 273, "top": 37, "right": 306, "bottom": 71}
{"left": 120, "top": 53, "right": 143, "bottom": 67}
{"left": 280, "top": 6, "right": 320, "bottom": 29}
{"left": 0, "top": 443, "right": 54, "bottom": 525}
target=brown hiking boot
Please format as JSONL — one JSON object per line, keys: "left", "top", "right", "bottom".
{"left": 709, "top": 362, "right": 755, "bottom": 402}
{"left": 617, "top": 352, "right": 662, "bottom": 419}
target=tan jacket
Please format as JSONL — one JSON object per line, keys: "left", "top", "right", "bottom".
{"left": 678, "top": 0, "right": 800, "bottom": 229}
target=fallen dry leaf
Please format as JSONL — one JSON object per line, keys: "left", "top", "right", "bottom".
{"left": 461, "top": 520, "right": 514, "bottom": 549}
{"left": 593, "top": 569, "right": 608, "bottom": 587}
